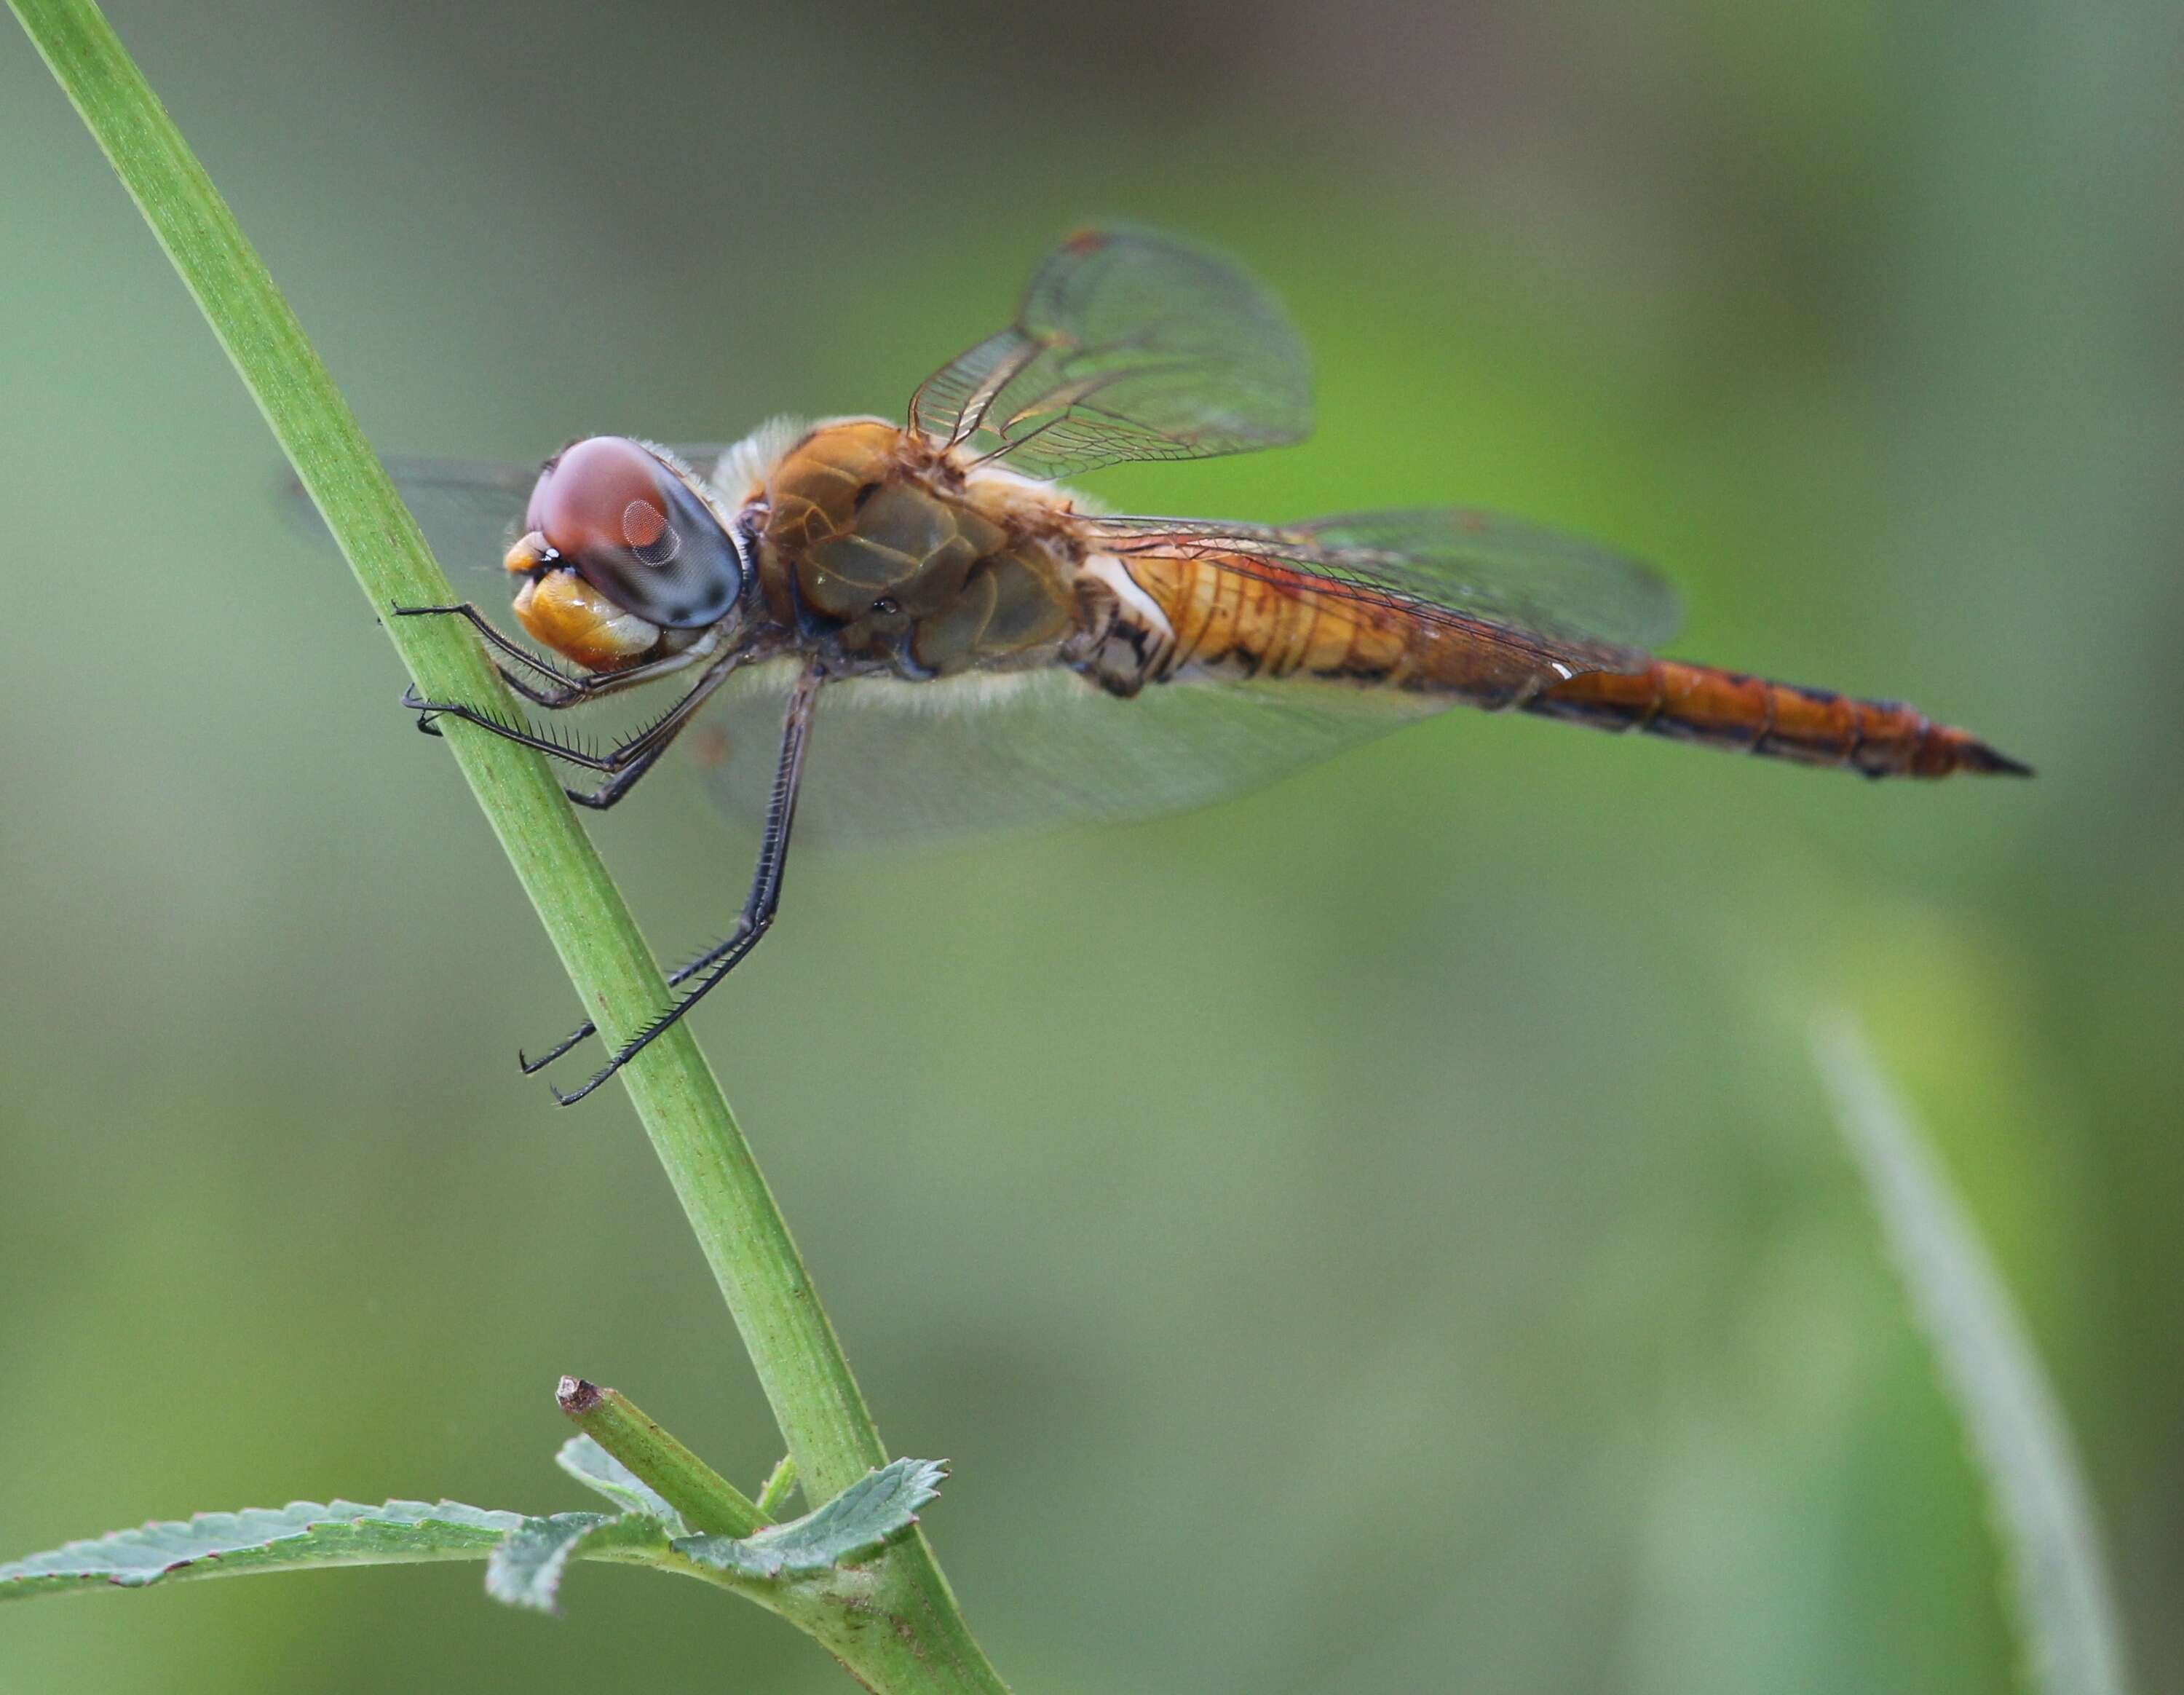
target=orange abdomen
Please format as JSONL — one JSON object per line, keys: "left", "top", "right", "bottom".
{"left": 1121, "top": 552, "right": 2027, "bottom": 781}
{"left": 1123, "top": 551, "right": 1599, "bottom": 706}
{"left": 1528, "top": 660, "right": 2032, "bottom": 779}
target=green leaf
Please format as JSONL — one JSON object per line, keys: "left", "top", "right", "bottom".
{"left": 485, "top": 1512, "right": 673, "bottom": 1615}
{"left": 0, "top": 1501, "right": 523, "bottom": 1600}
{"left": 555, "top": 1435, "right": 689, "bottom": 1533}
{"left": 1814, "top": 1017, "right": 2132, "bottom": 1695}
{"left": 676, "top": 1459, "right": 943, "bottom": 1581}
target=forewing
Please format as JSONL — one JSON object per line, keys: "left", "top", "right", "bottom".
{"left": 691, "top": 660, "right": 1447, "bottom": 846}
{"left": 908, "top": 227, "right": 1311, "bottom": 481}
{"left": 1088, "top": 507, "right": 1682, "bottom": 668}
{"left": 377, "top": 457, "right": 535, "bottom": 588}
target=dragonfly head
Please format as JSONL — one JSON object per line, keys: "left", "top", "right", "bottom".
{"left": 505, "top": 436, "right": 751, "bottom": 671}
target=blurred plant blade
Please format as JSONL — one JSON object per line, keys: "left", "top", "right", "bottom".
{"left": 1814, "top": 1016, "right": 2132, "bottom": 1695}
{"left": 485, "top": 1512, "right": 674, "bottom": 1614}
{"left": 0, "top": 1501, "right": 523, "bottom": 1600}
{"left": 675, "top": 1459, "right": 943, "bottom": 1581}
{"left": 555, "top": 1435, "right": 690, "bottom": 1533}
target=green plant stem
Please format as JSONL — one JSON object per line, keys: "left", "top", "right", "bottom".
{"left": 11, "top": 3, "right": 1004, "bottom": 1687}
{"left": 756, "top": 1455, "right": 801, "bottom": 1519}
{"left": 559, "top": 1378, "right": 768, "bottom": 1536}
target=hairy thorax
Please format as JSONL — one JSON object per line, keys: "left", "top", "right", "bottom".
{"left": 754, "top": 419, "right": 1085, "bottom": 679}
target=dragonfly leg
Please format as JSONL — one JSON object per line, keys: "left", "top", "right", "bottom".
{"left": 518, "top": 923, "right": 747, "bottom": 1075}
{"left": 559, "top": 658, "right": 737, "bottom": 810}
{"left": 401, "top": 684, "right": 650, "bottom": 772}
{"left": 537, "top": 662, "right": 824, "bottom": 1107}
{"left": 405, "top": 649, "right": 736, "bottom": 810}
{"left": 392, "top": 603, "right": 720, "bottom": 708}
{"left": 391, "top": 603, "right": 585, "bottom": 694}
{"left": 560, "top": 738, "right": 677, "bottom": 811}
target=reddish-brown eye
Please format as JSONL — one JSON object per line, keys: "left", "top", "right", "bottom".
{"left": 524, "top": 437, "right": 745, "bottom": 628}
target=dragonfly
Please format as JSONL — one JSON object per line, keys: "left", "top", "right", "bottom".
{"left": 376, "top": 226, "right": 2029, "bottom": 1103}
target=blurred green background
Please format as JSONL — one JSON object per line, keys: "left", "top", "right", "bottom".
{"left": 3, "top": 1, "right": 2177, "bottom": 1690}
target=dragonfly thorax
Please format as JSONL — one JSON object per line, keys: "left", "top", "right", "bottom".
{"left": 758, "top": 419, "right": 1076, "bottom": 677}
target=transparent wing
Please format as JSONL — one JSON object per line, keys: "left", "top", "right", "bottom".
{"left": 1088, "top": 507, "right": 1683, "bottom": 662}
{"left": 379, "top": 457, "right": 534, "bottom": 586}
{"left": 687, "top": 505, "right": 1679, "bottom": 846}
{"left": 689, "top": 660, "right": 1448, "bottom": 846}
{"left": 907, "top": 227, "right": 1311, "bottom": 481}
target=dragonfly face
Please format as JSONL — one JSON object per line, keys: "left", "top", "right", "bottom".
{"left": 368, "top": 226, "right": 2027, "bottom": 1103}
{"left": 505, "top": 435, "right": 751, "bottom": 673}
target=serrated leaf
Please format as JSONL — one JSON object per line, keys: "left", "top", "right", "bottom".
{"left": 1815, "top": 1018, "right": 2132, "bottom": 1695}
{"left": 674, "top": 1458, "right": 942, "bottom": 1581}
{"left": 555, "top": 1436, "right": 688, "bottom": 1533}
{"left": 485, "top": 1512, "right": 673, "bottom": 1614}
{"left": 0, "top": 1501, "right": 523, "bottom": 1600}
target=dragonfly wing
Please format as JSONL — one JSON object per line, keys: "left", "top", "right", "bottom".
{"left": 378, "top": 456, "right": 535, "bottom": 588}
{"left": 691, "top": 658, "right": 1447, "bottom": 846}
{"left": 1088, "top": 506, "right": 1682, "bottom": 667}
{"left": 908, "top": 227, "right": 1311, "bottom": 481}
{"left": 692, "top": 505, "right": 1677, "bottom": 845}
{"left": 1286, "top": 508, "right": 1682, "bottom": 652}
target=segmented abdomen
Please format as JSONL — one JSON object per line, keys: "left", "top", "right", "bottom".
{"left": 1119, "top": 551, "right": 1599, "bottom": 706}
{"left": 1528, "top": 661, "right": 2030, "bottom": 779}
{"left": 1119, "top": 553, "right": 2029, "bottom": 780}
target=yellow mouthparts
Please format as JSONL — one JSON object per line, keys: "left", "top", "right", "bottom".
{"left": 504, "top": 529, "right": 550, "bottom": 574}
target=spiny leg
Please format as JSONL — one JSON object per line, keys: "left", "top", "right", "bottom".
{"left": 561, "top": 738, "right": 677, "bottom": 812}
{"left": 391, "top": 603, "right": 585, "bottom": 695}
{"left": 518, "top": 926, "right": 740, "bottom": 1074}
{"left": 402, "top": 675, "right": 704, "bottom": 773}
{"left": 495, "top": 639, "right": 719, "bottom": 709}
{"left": 559, "top": 657, "right": 738, "bottom": 810}
{"left": 539, "top": 662, "right": 825, "bottom": 1107}
{"left": 392, "top": 603, "right": 718, "bottom": 708}
{"left": 402, "top": 683, "right": 652, "bottom": 772}
{"left": 403, "top": 651, "right": 732, "bottom": 810}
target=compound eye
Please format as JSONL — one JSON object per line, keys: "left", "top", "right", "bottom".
{"left": 526, "top": 436, "right": 743, "bottom": 628}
